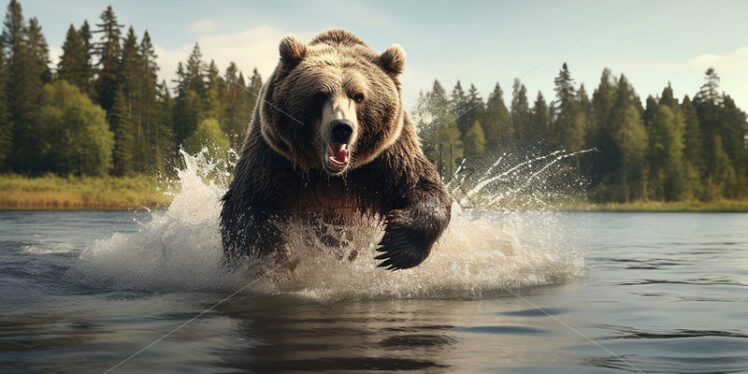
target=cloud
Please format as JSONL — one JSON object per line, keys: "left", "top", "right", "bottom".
{"left": 614, "top": 47, "right": 748, "bottom": 109}
{"left": 190, "top": 19, "right": 219, "bottom": 35}
{"left": 154, "top": 25, "right": 313, "bottom": 88}
{"left": 48, "top": 44, "right": 62, "bottom": 68}
{"left": 690, "top": 47, "right": 748, "bottom": 78}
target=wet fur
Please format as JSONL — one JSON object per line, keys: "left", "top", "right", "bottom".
{"left": 220, "top": 30, "right": 451, "bottom": 270}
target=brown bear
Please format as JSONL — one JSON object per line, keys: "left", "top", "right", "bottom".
{"left": 220, "top": 29, "right": 451, "bottom": 270}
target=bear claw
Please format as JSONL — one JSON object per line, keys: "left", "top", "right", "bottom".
{"left": 375, "top": 227, "right": 429, "bottom": 270}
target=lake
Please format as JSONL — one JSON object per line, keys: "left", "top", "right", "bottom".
{"left": 1, "top": 208, "right": 746, "bottom": 374}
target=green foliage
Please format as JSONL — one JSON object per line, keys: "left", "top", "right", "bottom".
{"left": 553, "top": 63, "right": 585, "bottom": 154}
{"left": 94, "top": 5, "right": 123, "bottom": 116}
{"left": 183, "top": 117, "right": 230, "bottom": 160}
{"left": 57, "top": 25, "right": 88, "bottom": 89}
{"left": 0, "top": 52, "right": 10, "bottom": 170}
{"left": 647, "top": 104, "right": 686, "bottom": 201}
{"left": 110, "top": 89, "right": 134, "bottom": 175}
{"left": 0, "top": 1, "right": 746, "bottom": 209}
{"left": 463, "top": 120, "right": 486, "bottom": 158}
{"left": 0, "top": 173, "right": 170, "bottom": 209}
{"left": 511, "top": 79, "right": 531, "bottom": 148}
{"left": 2, "top": 0, "right": 48, "bottom": 172}
{"left": 35, "top": 81, "right": 113, "bottom": 175}
{"left": 482, "top": 83, "right": 513, "bottom": 154}
{"left": 528, "top": 91, "right": 550, "bottom": 150}
{"left": 709, "top": 135, "right": 737, "bottom": 198}
{"left": 414, "top": 80, "right": 463, "bottom": 177}
{"left": 680, "top": 96, "right": 704, "bottom": 175}
{"left": 611, "top": 79, "right": 648, "bottom": 202}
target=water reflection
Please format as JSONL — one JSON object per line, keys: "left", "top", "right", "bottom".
{"left": 213, "top": 297, "right": 459, "bottom": 372}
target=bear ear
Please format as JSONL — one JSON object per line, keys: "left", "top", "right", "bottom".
{"left": 279, "top": 35, "right": 307, "bottom": 65}
{"left": 378, "top": 44, "right": 406, "bottom": 76}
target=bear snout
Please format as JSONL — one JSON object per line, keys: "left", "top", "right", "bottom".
{"left": 330, "top": 119, "right": 354, "bottom": 144}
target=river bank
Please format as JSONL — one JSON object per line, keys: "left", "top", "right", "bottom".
{"left": 567, "top": 199, "right": 748, "bottom": 212}
{"left": 0, "top": 174, "right": 171, "bottom": 210}
{"left": 2, "top": 174, "right": 747, "bottom": 212}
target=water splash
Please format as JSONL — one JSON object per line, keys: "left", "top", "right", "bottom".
{"left": 451, "top": 149, "right": 595, "bottom": 211}
{"left": 66, "top": 149, "right": 585, "bottom": 301}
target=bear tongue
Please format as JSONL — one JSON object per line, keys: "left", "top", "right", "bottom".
{"left": 328, "top": 143, "right": 349, "bottom": 165}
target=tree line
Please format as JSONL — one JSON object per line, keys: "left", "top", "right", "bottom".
{"left": 415, "top": 64, "right": 747, "bottom": 202}
{"left": 0, "top": 0, "right": 745, "bottom": 204}
{"left": 0, "top": 0, "right": 261, "bottom": 176}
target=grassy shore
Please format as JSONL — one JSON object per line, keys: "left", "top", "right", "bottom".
{"left": 0, "top": 174, "right": 172, "bottom": 210}
{"left": 1, "top": 174, "right": 747, "bottom": 212}
{"left": 563, "top": 199, "right": 748, "bottom": 212}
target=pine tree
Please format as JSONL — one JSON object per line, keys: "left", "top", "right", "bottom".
{"left": 184, "top": 43, "right": 205, "bottom": 95}
{"left": 586, "top": 69, "right": 618, "bottom": 187}
{"left": 463, "top": 120, "right": 486, "bottom": 158}
{"left": 58, "top": 25, "right": 88, "bottom": 88}
{"left": 155, "top": 80, "right": 175, "bottom": 171}
{"left": 461, "top": 83, "right": 484, "bottom": 141}
{"left": 720, "top": 95, "right": 747, "bottom": 178}
{"left": 118, "top": 27, "right": 139, "bottom": 111}
{"left": 681, "top": 96, "right": 705, "bottom": 175}
{"left": 510, "top": 78, "right": 530, "bottom": 149}
{"left": 223, "top": 62, "right": 242, "bottom": 150}
{"left": 1, "top": 0, "right": 46, "bottom": 172}
{"left": 482, "top": 83, "right": 512, "bottom": 154}
{"left": 79, "top": 20, "right": 93, "bottom": 63}
{"left": 647, "top": 104, "right": 686, "bottom": 201}
{"left": 172, "top": 44, "right": 206, "bottom": 145}
{"left": 696, "top": 68, "right": 721, "bottom": 105}
{"left": 553, "top": 63, "right": 585, "bottom": 154}
{"left": 709, "top": 135, "right": 737, "bottom": 198}
{"left": 693, "top": 68, "right": 733, "bottom": 189}
{"left": 27, "top": 18, "right": 50, "bottom": 84}
{"left": 643, "top": 95, "right": 659, "bottom": 129}
{"left": 610, "top": 75, "right": 648, "bottom": 202}
{"left": 117, "top": 27, "right": 141, "bottom": 170}
{"left": 94, "top": 5, "right": 123, "bottom": 115}
{"left": 660, "top": 83, "right": 677, "bottom": 108}
{"left": 415, "top": 79, "right": 462, "bottom": 176}
{"left": 77, "top": 20, "right": 95, "bottom": 98}
{"left": 110, "top": 89, "right": 134, "bottom": 175}
{"left": 528, "top": 91, "right": 550, "bottom": 150}
{"left": 0, "top": 51, "right": 10, "bottom": 170}
{"left": 247, "top": 68, "right": 262, "bottom": 111}
{"left": 204, "top": 59, "right": 224, "bottom": 122}
{"left": 450, "top": 81, "right": 470, "bottom": 134}
{"left": 138, "top": 31, "right": 164, "bottom": 172}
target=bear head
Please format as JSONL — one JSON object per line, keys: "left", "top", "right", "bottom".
{"left": 259, "top": 29, "right": 406, "bottom": 175}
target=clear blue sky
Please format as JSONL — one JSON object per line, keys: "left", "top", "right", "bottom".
{"left": 13, "top": 0, "right": 748, "bottom": 111}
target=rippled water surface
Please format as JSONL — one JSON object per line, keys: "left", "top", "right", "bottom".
{"left": 1, "top": 209, "right": 747, "bottom": 373}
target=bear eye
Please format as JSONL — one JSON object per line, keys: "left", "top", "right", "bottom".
{"left": 353, "top": 93, "right": 365, "bottom": 103}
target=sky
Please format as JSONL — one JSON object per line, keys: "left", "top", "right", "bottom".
{"left": 12, "top": 0, "right": 748, "bottom": 111}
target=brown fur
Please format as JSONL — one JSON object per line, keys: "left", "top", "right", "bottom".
{"left": 220, "top": 29, "right": 451, "bottom": 270}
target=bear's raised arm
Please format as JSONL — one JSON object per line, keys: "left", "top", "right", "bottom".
{"left": 373, "top": 127, "right": 452, "bottom": 270}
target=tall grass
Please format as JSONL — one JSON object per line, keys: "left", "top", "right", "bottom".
{"left": 0, "top": 174, "right": 172, "bottom": 210}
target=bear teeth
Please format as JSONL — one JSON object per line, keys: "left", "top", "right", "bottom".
{"left": 327, "top": 143, "right": 349, "bottom": 167}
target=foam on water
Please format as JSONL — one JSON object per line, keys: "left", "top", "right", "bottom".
{"left": 66, "top": 151, "right": 584, "bottom": 301}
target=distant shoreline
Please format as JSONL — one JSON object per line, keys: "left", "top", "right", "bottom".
{"left": 2, "top": 174, "right": 747, "bottom": 212}
{"left": 564, "top": 200, "right": 748, "bottom": 213}
{"left": 0, "top": 174, "right": 171, "bottom": 211}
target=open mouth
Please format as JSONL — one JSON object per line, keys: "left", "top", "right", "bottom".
{"left": 324, "top": 142, "right": 350, "bottom": 173}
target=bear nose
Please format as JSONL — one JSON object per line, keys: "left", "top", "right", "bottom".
{"left": 330, "top": 120, "right": 353, "bottom": 144}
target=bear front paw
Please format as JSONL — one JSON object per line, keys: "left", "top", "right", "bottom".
{"left": 374, "top": 224, "right": 430, "bottom": 270}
